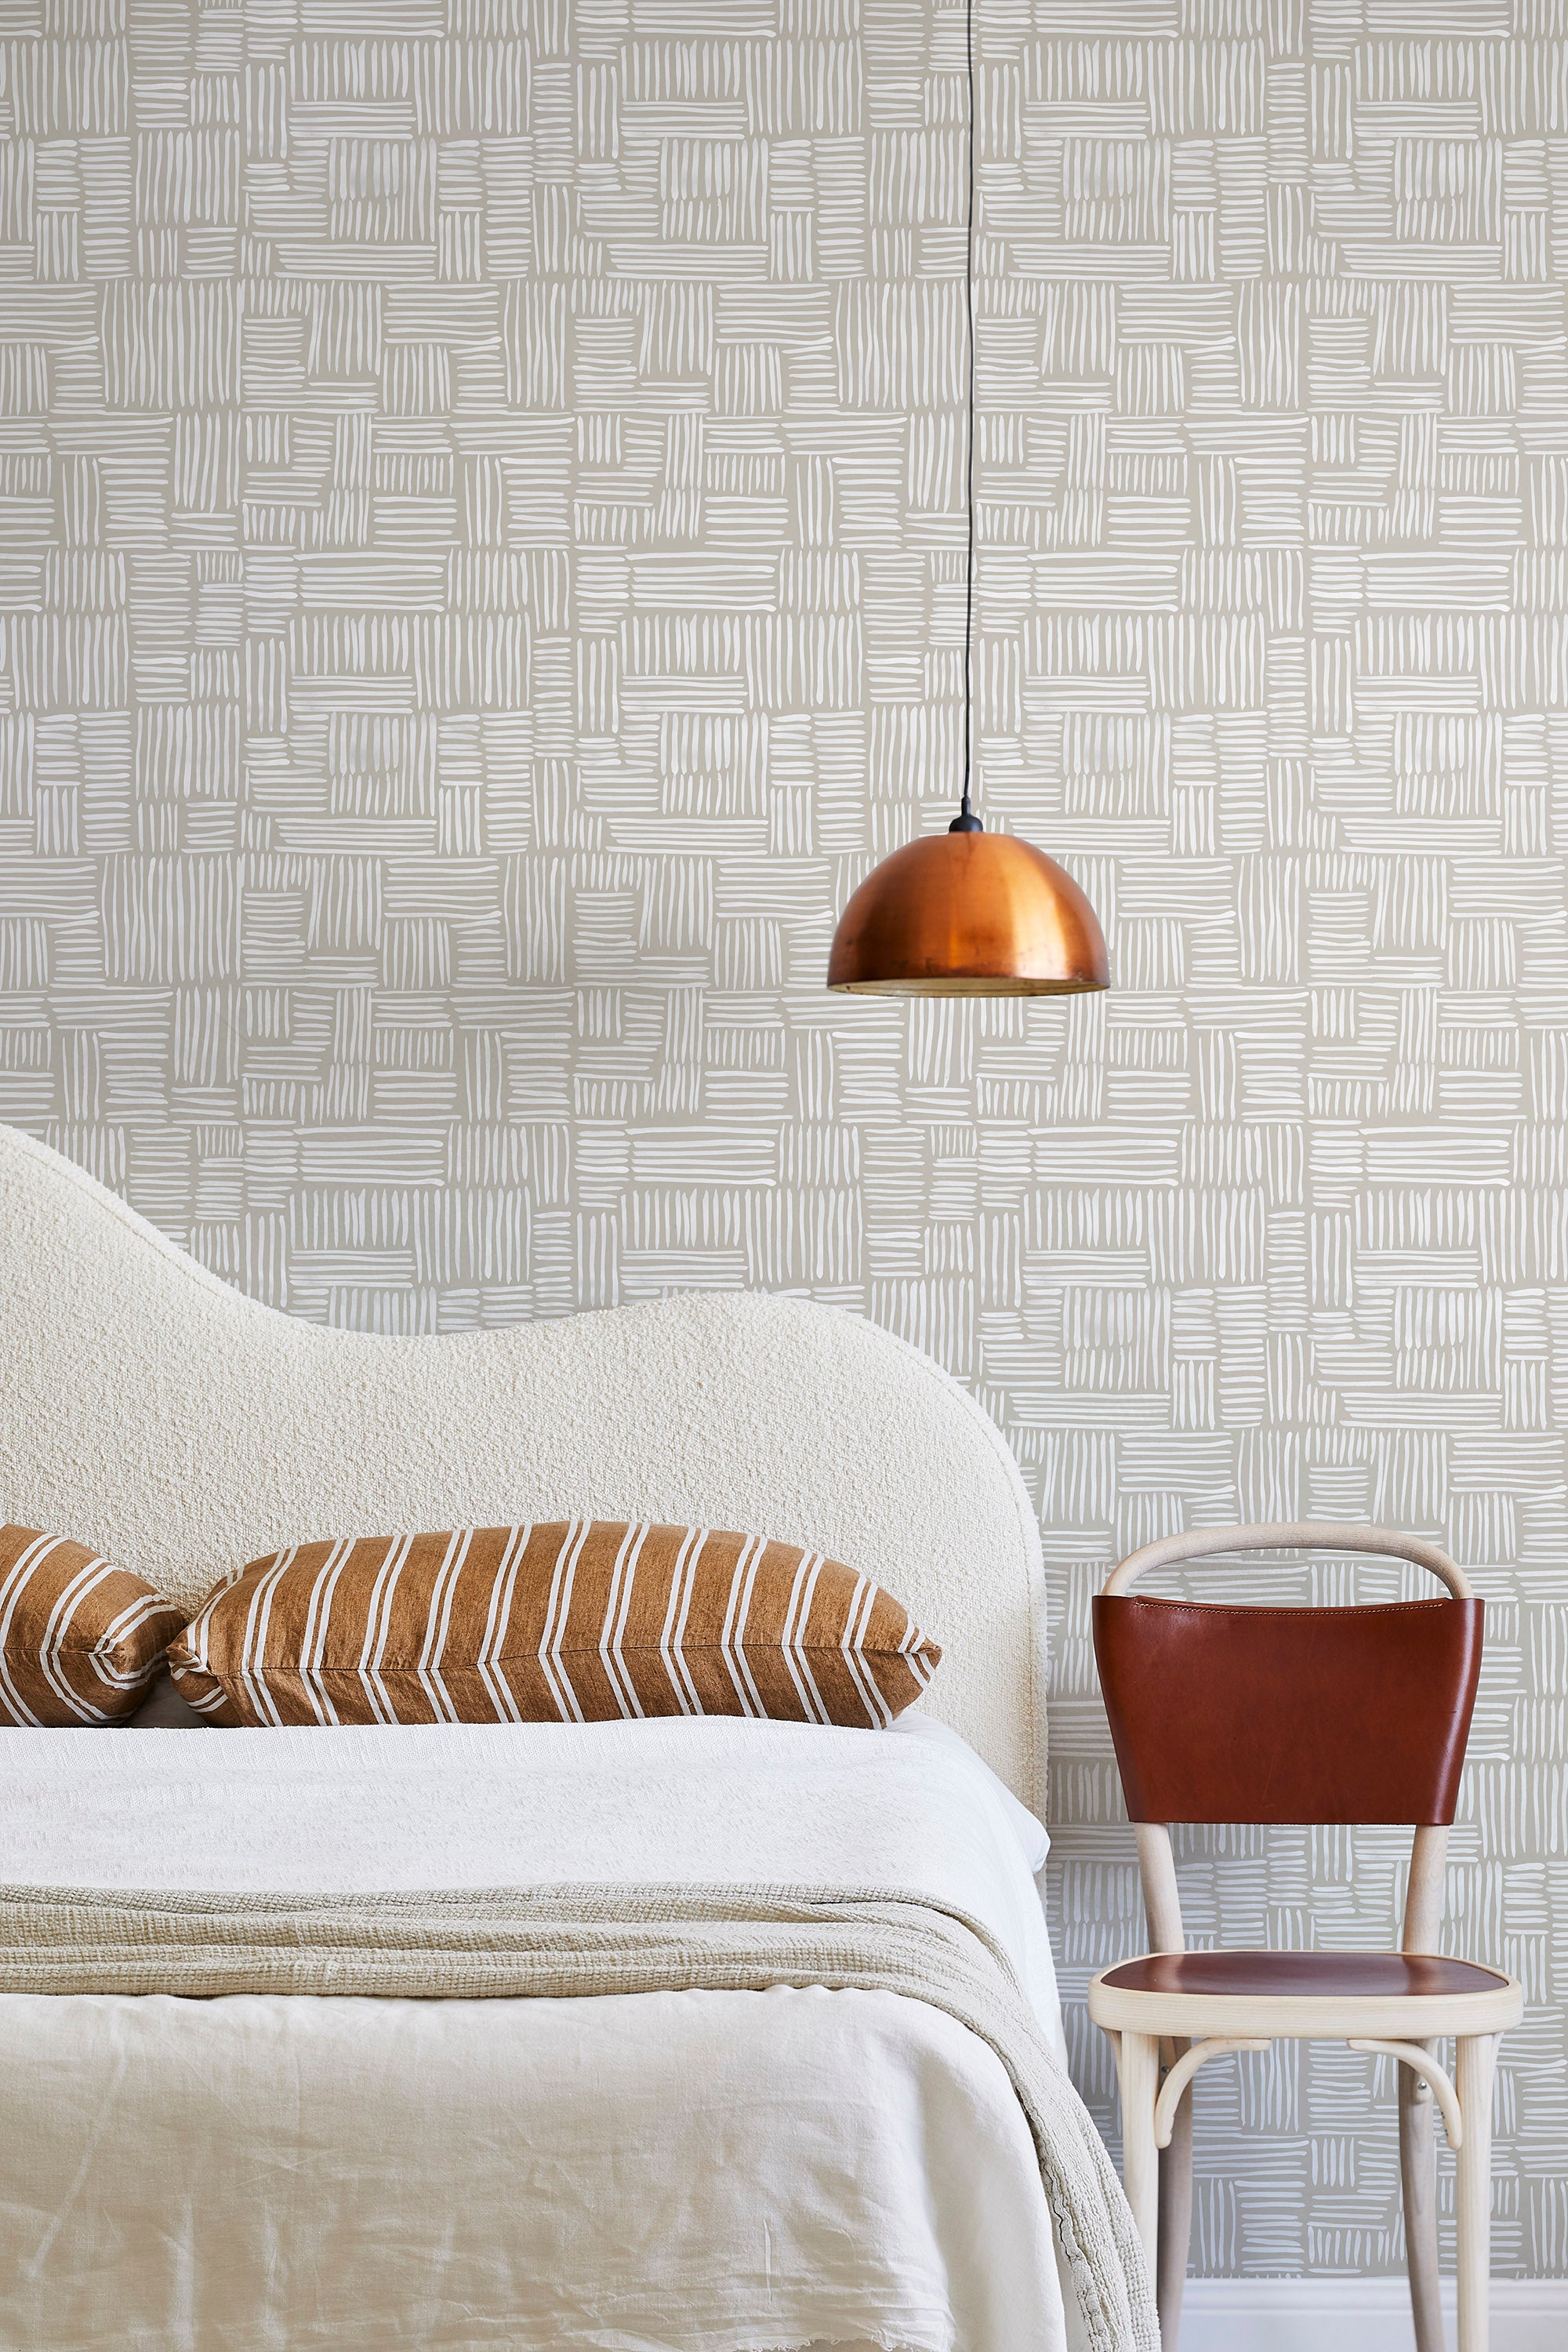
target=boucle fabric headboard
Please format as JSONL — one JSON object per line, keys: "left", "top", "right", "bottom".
{"left": 0, "top": 1127, "right": 1047, "bottom": 1808}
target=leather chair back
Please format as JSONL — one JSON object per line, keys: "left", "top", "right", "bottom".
{"left": 1094, "top": 1577, "right": 1483, "bottom": 1827}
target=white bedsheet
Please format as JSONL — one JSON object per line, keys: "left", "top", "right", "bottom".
{"left": 0, "top": 1717, "right": 1076, "bottom": 2352}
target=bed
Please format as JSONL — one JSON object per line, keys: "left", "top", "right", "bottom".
{"left": 0, "top": 1126, "right": 1145, "bottom": 2352}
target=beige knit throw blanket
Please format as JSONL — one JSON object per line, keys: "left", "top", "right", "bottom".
{"left": 0, "top": 1879, "right": 1158, "bottom": 2352}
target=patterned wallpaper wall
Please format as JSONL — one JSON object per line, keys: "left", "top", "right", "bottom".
{"left": 2, "top": 0, "right": 1566, "bottom": 2282}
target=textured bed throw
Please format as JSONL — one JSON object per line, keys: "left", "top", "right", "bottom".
{"left": 0, "top": 1879, "right": 1156, "bottom": 2352}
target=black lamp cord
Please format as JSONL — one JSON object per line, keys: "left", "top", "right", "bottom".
{"left": 952, "top": 0, "right": 982, "bottom": 837}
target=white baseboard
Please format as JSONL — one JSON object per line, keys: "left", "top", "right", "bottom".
{"left": 1178, "top": 2276, "right": 1566, "bottom": 2351}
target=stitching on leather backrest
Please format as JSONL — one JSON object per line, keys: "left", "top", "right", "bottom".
{"left": 1112, "top": 1597, "right": 1458, "bottom": 1618}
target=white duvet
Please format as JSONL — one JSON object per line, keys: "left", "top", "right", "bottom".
{"left": 0, "top": 1715, "right": 1076, "bottom": 2352}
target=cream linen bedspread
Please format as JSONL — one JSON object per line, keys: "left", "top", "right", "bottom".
{"left": 0, "top": 1719, "right": 1088, "bottom": 2352}
{"left": 0, "top": 1880, "right": 1156, "bottom": 2352}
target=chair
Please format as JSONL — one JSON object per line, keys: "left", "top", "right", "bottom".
{"left": 1087, "top": 1521, "right": 1521, "bottom": 2352}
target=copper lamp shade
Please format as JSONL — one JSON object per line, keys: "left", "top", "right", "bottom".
{"left": 828, "top": 828, "right": 1109, "bottom": 996}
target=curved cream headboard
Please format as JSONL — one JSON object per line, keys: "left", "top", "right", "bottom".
{"left": 0, "top": 1127, "right": 1046, "bottom": 1807}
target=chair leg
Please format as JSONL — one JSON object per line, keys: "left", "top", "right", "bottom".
{"left": 1115, "top": 2029, "right": 1161, "bottom": 2276}
{"left": 1400, "top": 2050, "right": 1443, "bottom": 2352}
{"left": 1455, "top": 2034, "right": 1499, "bottom": 2352}
{"left": 1156, "top": 2065, "right": 1193, "bottom": 2351}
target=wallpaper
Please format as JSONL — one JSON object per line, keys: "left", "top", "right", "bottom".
{"left": 2, "top": 0, "right": 1566, "bottom": 2283}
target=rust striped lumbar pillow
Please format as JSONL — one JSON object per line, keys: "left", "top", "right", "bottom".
{"left": 167, "top": 1521, "right": 942, "bottom": 1730}
{"left": 0, "top": 1523, "right": 189, "bottom": 1727}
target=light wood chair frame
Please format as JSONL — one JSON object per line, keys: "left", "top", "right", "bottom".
{"left": 1086, "top": 1521, "right": 1523, "bottom": 2352}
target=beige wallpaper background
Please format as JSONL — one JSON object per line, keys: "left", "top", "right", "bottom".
{"left": 2, "top": 0, "right": 1566, "bottom": 2281}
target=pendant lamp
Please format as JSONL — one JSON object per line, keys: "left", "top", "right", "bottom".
{"left": 826, "top": 0, "right": 1109, "bottom": 997}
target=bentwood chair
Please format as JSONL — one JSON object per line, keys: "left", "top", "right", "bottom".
{"left": 1087, "top": 1523, "right": 1521, "bottom": 2352}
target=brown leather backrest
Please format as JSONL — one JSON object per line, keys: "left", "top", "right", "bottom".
{"left": 1093, "top": 1595, "right": 1483, "bottom": 1825}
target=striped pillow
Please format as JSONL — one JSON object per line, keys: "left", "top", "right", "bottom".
{"left": 0, "top": 1523, "right": 188, "bottom": 1727}
{"left": 168, "top": 1522, "right": 942, "bottom": 1730}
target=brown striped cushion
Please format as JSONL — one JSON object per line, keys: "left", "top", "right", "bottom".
{"left": 0, "top": 1523, "right": 188, "bottom": 1727}
{"left": 167, "top": 1522, "right": 942, "bottom": 1730}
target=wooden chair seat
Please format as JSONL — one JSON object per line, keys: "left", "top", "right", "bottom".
{"left": 1091, "top": 1947, "right": 1523, "bottom": 2041}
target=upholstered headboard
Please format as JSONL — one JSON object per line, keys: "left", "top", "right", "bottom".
{"left": 0, "top": 1126, "right": 1047, "bottom": 1806}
